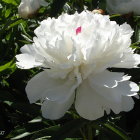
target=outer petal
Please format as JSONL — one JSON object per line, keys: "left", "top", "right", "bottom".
{"left": 26, "top": 71, "right": 78, "bottom": 103}
{"left": 116, "top": 81, "right": 139, "bottom": 97}
{"left": 20, "top": 44, "right": 36, "bottom": 54}
{"left": 75, "top": 80, "right": 105, "bottom": 120}
{"left": 26, "top": 70, "right": 80, "bottom": 119}
{"left": 89, "top": 70, "right": 128, "bottom": 88}
{"left": 16, "top": 54, "right": 42, "bottom": 69}
{"left": 41, "top": 93, "right": 75, "bottom": 120}
{"left": 26, "top": 71, "right": 52, "bottom": 103}
{"left": 122, "top": 96, "right": 134, "bottom": 112}
{"left": 113, "top": 54, "right": 140, "bottom": 68}
{"left": 88, "top": 70, "right": 138, "bottom": 114}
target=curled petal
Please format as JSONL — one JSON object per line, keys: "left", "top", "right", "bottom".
{"left": 16, "top": 54, "right": 42, "bottom": 69}
{"left": 114, "top": 54, "right": 140, "bottom": 68}
{"left": 89, "top": 70, "right": 130, "bottom": 88}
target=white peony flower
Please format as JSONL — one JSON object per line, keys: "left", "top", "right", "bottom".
{"left": 106, "top": 0, "right": 140, "bottom": 15}
{"left": 18, "top": 0, "right": 48, "bottom": 18}
{"left": 16, "top": 11, "right": 140, "bottom": 120}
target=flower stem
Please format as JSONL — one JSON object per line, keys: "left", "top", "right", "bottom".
{"left": 87, "top": 125, "right": 93, "bottom": 140}
{"left": 80, "top": 128, "right": 87, "bottom": 140}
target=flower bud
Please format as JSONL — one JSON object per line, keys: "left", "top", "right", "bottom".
{"left": 106, "top": 0, "right": 140, "bottom": 15}
{"left": 92, "top": 9, "right": 105, "bottom": 15}
{"left": 18, "top": 0, "right": 40, "bottom": 18}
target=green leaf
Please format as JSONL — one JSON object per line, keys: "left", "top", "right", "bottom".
{"left": 103, "top": 122, "right": 131, "bottom": 140}
{"left": 5, "top": 9, "right": 11, "bottom": 18}
{"left": 8, "top": 19, "right": 24, "bottom": 29}
{"left": 7, "top": 127, "right": 27, "bottom": 139}
{"left": 0, "top": 59, "right": 16, "bottom": 76}
{"left": 130, "top": 42, "right": 140, "bottom": 50}
{"left": 0, "top": 18, "right": 22, "bottom": 35}
{"left": 110, "top": 14, "right": 121, "bottom": 18}
{"left": 135, "top": 25, "right": 140, "bottom": 42}
{"left": 8, "top": 124, "right": 60, "bottom": 140}
{"left": 51, "top": 118, "right": 86, "bottom": 140}
{"left": 11, "top": 132, "right": 31, "bottom": 140}
{"left": 30, "top": 125, "right": 60, "bottom": 140}
{"left": 2, "top": 0, "right": 18, "bottom": 6}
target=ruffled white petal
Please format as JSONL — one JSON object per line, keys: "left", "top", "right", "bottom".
{"left": 116, "top": 81, "right": 139, "bottom": 97}
{"left": 89, "top": 72, "right": 123, "bottom": 104}
{"left": 114, "top": 54, "right": 140, "bottom": 68}
{"left": 88, "top": 70, "right": 138, "bottom": 102}
{"left": 16, "top": 54, "right": 42, "bottom": 69}
{"left": 20, "top": 44, "right": 35, "bottom": 54}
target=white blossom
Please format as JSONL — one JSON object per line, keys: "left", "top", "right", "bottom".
{"left": 106, "top": 0, "right": 140, "bottom": 15}
{"left": 18, "top": 0, "right": 48, "bottom": 18}
{"left": 16, "top": 11, "right": 140, "bottom": 120}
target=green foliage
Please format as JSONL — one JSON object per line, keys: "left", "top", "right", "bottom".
{"left": 0, "top": 0, "right": 140, "bottom": 140}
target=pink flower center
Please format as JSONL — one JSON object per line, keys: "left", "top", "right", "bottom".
{"left": 76, "top": 26, "right": 82, "bottom": 35}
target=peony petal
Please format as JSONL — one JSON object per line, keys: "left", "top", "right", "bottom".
{"left": 26, "top": 71, "right": 79, "bottom": 120}
{"left": 75, "top": 80, "right": 105, "bottom": 120}
{"left": 116, "top": 81, "right": 139, "bottom": 97}
{"left": 114, "top": 54, "right": 140, "bottom": 68}
{"left": 16, "top": 54, "right": 42, "bottom": 69}
{"left": 88, "top": 70, "right": 137, "bottom": 103}
{"left": 121, "top": 96, "right": 134, "bottom": 112}
{"left": 41, "top": 93, "right": 75, "bottom": 120}
{"left": 20, "top": 44, "right": 34, "bottom": 54}
{"left": 26, "top": 71, "right": 51, "bottom": 103}
{"left": 26, "top": 71, "right": 78, "bottom": 103}
{"left": 89, "top": 70, "right": 129, "bottom": 88}
{"left": 88, "top": 70, "right": 138, "bottom": 114}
